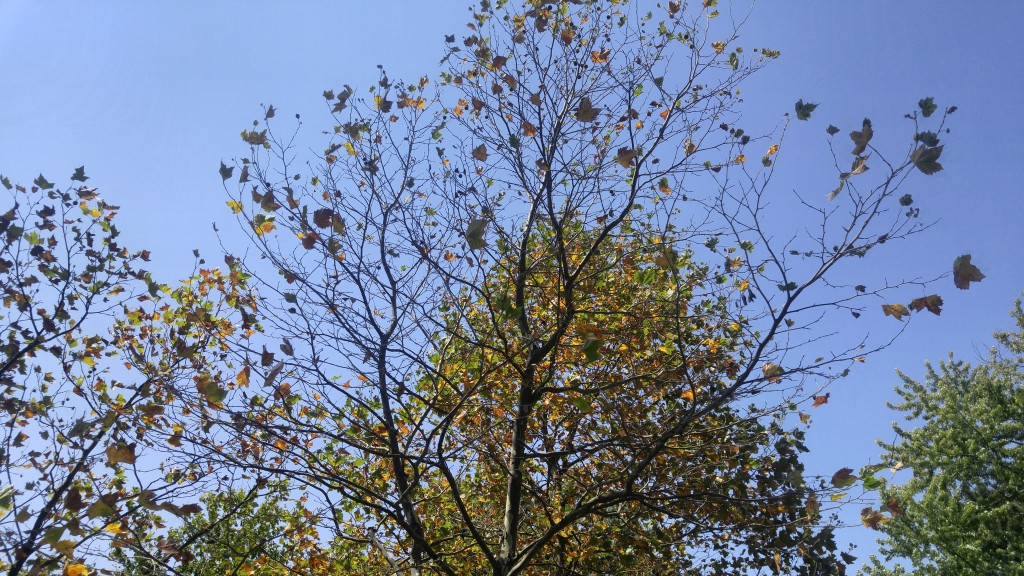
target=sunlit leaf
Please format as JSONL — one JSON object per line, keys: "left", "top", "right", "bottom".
{"left": 812, "top": 393, "right": 829, "bottom": 408}
{"left": 465, "top": 218, "right": 488, "bottom": 250}
{"left": 861, "top": 507, "right": 889, "bottom": 529}
{"left": 105, "top": 442, "right": 137, "bottom": 465}
{"left": 882, "top": 303, "right": 910, "bottom": 321}
{"left": 850, "top": 118, "right": 873, "bottom": 155}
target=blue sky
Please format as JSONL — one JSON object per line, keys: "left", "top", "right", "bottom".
{"left": 3, "top": 0, "right": 1022, "bottom": 567}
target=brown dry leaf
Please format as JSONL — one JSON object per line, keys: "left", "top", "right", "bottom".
{"left": 574, "top": 97, "right": 601, "bottom": 122}
{"left": 472, "top": 144, "right": 488, "bottom": 162}
{"left": 831, "top": 467, "right": 858, "bottom": 488}
{"left": 909, "top": 294, "right": 943, "bottom": 315}
{"left": 850, "top": 118, "right": 873, "bottom": 155}
{"left": 953, "top": 254, "right": 984, "bottom": 289}
{"left": 861, "top": 507, "right": 889, "bottom": 529}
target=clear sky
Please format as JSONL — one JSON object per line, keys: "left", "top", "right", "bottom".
{"left": 3, "top": 0, "right": 1023, "bottom": 568}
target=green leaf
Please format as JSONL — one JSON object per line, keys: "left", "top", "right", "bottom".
{"left": 283, "top": 292, "right": 298, "bottom": 304}
{"left": 34, "top": 174, "right": 54, "bottom": 190}
{"left": 918, "top": 97, "right": 937, "bottom": 118}
{"left": 826, "top": 125, "right": 840, "bottom": 136}
{"left": 794, "top": 99, "right": 818, "bottom": 121}
{"left": 465, "top": 218, "right": 488, "bottom": 250}
{"left": 582, "top": 338, "right": 603, "bottom": 363}
{"left": 219, "top": 161, "right": 234, "bottom": 181}
{"left": 0, "top": 175, "right": 11, "bottom": 190}
{"left": 86, "top": 499, "right": 115, "bottom": 518}
{"left": 71, "top": 166, "right": 89, "bottom": 182}
{"left": 910, "top": 145, "right": 943, "bottom": 175}
{"left": 572, "top": 397, "right": 593, "bottom": 414}
{"left": 914, "top": 130, "right": 940, "bottom": 147}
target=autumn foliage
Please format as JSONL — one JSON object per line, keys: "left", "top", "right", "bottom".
{"left": 1, "top": 1, "right": 969, "bottom": 575}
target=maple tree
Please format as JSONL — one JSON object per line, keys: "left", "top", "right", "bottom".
{"left": 857, "top": 299, "right": 1024, "bottom": 575}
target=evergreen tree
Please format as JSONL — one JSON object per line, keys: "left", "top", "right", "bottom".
{"left": 863, "top": 299, "right": 1024, "bottom": 575}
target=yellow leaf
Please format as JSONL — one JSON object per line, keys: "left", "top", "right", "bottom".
{"left": 711, "top": 41, "right": 725, "bottom": 54}
{"left": 734, "top": 154, "right": 746, "bottom": 164}
{"left": 55, "top": 539, "right": 77, "bottom": 558}
{"left": 105, "top": 442, "right": 137, "bottom": 465}
{"left": 104, "top": 522, "right": 128, "bottom": 535}
{"left": 227, "top": 200, "right": 243, "bottom": 214}
{"left": 167, "top": 423, "right": 184, "bottom": 447}
{"left": 343, "top": 142, "right": 358, "bottom": 156}
{"left": 236, "top": 365, "right": 250, "bottom": 387}
{"left": 64, "top": 563, "right": 88, "bottom": 576}
{"left": 881, "top": 303, "right": 910, "bottom": 321}
{"left": 767, "top": 144, "right": 779, "bottom": 155}
{"left": 590, "top": 49, "right": 610, "bottom": 64}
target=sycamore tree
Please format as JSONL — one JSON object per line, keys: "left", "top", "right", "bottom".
{"left": 0, "top": 171, "right": 264, "bottom": 576}
{"left": 859, "top": 299, "right": 1023, "bottom": 576}
{"left": 132, "top": 1, "right": 959, "bottom": 575}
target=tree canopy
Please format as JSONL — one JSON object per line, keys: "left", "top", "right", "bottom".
{"left": 0, "top": 1, "right": 967, "bottom": 575}
{"left": 861, "top": 299, "right": 1024, "bottom": 575}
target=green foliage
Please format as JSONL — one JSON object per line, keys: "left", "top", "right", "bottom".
{"left": 113, "top": 487, "right": 309, "bottom": 576}
{"left": 862, "top": 299, "right": 1024, "bottom": 575}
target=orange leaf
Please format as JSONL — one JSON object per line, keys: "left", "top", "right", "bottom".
{"left": 861, "top": 507, "right": 889, "bottom": 529}
{"left": 590, "top": 49, "right": 610, "bottom": 64}
{"left": 812, "top": 392, "right": 829, "bottom": 408}
{"left": 522, "top": 120, "right": 537, "bottom": 137}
